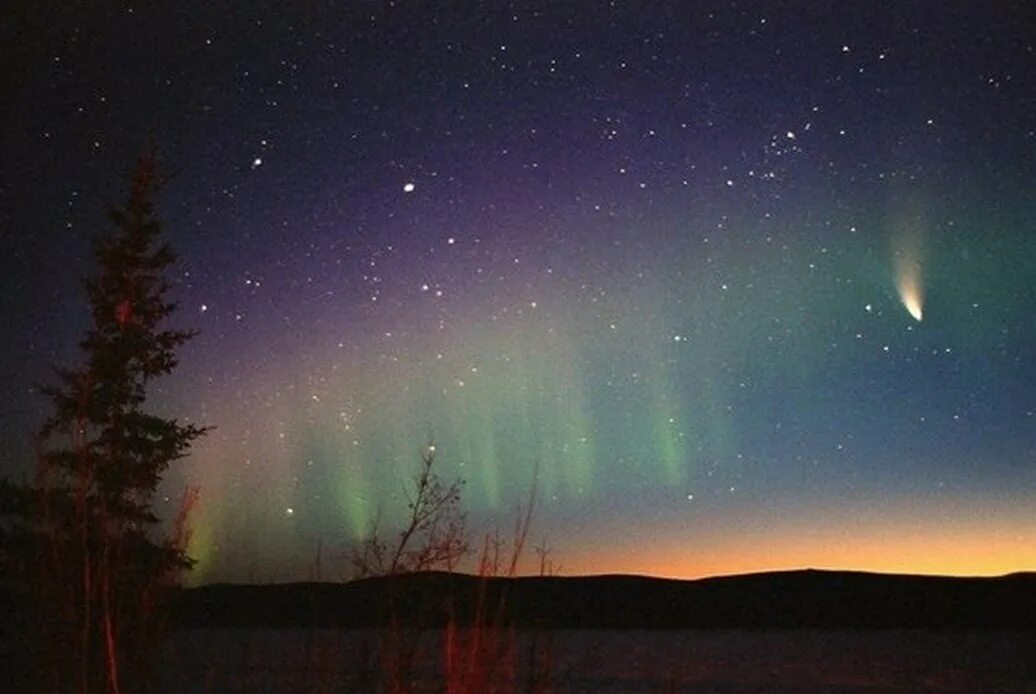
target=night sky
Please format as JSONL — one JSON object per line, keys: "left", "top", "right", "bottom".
{"left": 2, "top": 2, "right": 1034, "bottom": 583}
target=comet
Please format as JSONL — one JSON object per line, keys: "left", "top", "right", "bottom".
{"left": 891, "top": 213, "right": 925, "bottom": 322}
{"left": 895, "top": 258, "right": 924, "bottom": 322}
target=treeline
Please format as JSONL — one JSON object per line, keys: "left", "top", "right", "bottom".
{"left": 174, "top": 569, "right": 1036, "bottom": 631}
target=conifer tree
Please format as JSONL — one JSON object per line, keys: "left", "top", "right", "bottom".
{"left": 1, "top": 149, "right": 205, "bottom": 692}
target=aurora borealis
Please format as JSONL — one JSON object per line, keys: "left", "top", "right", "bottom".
{"left": 2, "top": 2, "right": 1033, "bottom": 583}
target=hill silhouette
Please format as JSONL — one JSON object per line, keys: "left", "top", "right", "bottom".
{"left": 173, "top": 569, "right": 1036, "bottom": 630}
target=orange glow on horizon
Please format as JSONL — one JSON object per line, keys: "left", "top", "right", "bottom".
{"left": 553, "top": 505, "right": 1036, "bottom": 580}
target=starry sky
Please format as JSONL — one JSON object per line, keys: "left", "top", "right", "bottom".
{"left": 2, "top": 2, "right": 1034, "bottom": 583}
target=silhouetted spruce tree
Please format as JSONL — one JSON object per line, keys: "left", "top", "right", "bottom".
{"left": 1, "top": 150, "right": 205, "bottom": 693}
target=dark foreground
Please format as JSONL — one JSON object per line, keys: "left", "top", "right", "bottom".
{"left": 4, "top": 570, "right": 1034, "bottom": 691}
{"left": 157, "top": 627, "right": 1036, "bottom": 692}
{"left": 156, "top": 570, "right": 1036, "bottom": 691}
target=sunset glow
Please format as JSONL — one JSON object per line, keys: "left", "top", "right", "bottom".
{"left": 563, "top": 503, "right": 1036, "bottom": 580}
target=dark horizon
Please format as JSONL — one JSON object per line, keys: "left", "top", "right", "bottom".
{"left": 170, "top": 568, "right": 1036, "bottom": 632}
{"left": 190, "top": 565, "right": 1036, "bottom": 589}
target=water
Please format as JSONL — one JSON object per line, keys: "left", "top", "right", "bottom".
{"left": 156, "top": 627, "right": 1036, "bottom": 692}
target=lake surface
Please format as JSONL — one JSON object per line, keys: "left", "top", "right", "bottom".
{"left": 157, "top": 627, "right": 1036, "bottom": 692}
